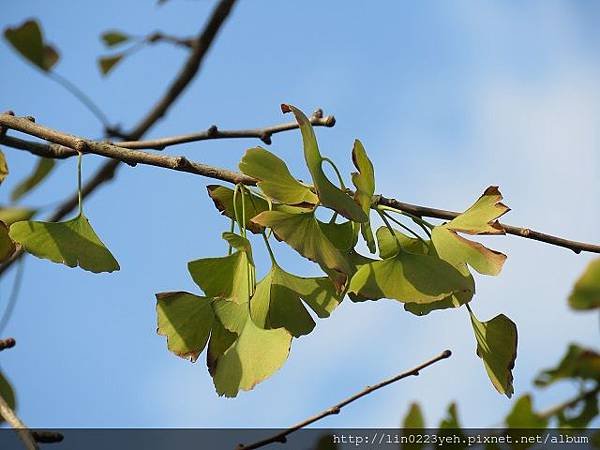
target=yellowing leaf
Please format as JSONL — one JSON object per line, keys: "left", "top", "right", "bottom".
{"left": 281, "top": 104, "right": 368, "bottom": 223}
{"left": 0, "top": 150, "right": 8, "bottom": 184}
{"left": 11, "top": 157, "right": 55, "bottom": 201}
{"left": 351, "top": 140, "right": 376, "bottom": 252}
{"left": 101, "top": 30, "right": 130, "bottom": 47}
{"left": 445, "top": 186, "right": 510, "bottom": 235}
{"left": 568, "top": 259, "right": 600, "bottom": 310}
{"left": 98, "top": 54, "right": 124, "bottom": 76}
{"left": 469, "top": 310, "right": 518, "bottom": 398}
{"left": 156, "top": 291, "right": 215, "bottom": 362}
{"left": 251, "top": 264, "right": 341, "bottom": 337}
{"left": 4, "top": 19, "right": 59, "bottom": 71}
{"left": 0, "top": 221, "right": 15, "bottom": 263}
{"left": 252, "top": 210, "right": 351, "bottom": 292}
{"left": 239, "top": 147, "right": 318, "bottom": 205}
{"left": 505, "top": 395, "right": 548, "bottom": 429}
{"left": 534, "top": 344, "right": 600, "bottom": 387}
{"left": 432, "top": 226, "right": 506, "bottom": 276}
{"left": 207, "top": 185, "right": 270, "bottom": 234}
{"left": 9, "top": 213, "right": 119, "bottom": 273}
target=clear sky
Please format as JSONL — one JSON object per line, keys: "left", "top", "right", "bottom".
{"left": 0, "top": 0, "right": 598, "bottom": 429}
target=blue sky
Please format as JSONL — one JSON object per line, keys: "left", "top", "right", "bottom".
{"left": 0, "top": 0, "right": 598, "bottom": 429}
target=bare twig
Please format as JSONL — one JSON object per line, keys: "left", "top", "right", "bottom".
{"left": 0, "top": 337, "right": 16, "bottom": 351}
{"left": 236, "top": 350, "right": 452, "bottom": 450}
{"left": 146, "top": 31, "right": 195, "bottom": 49}
{"left": 0, "top": 392, "right": 38, "bottom": 450}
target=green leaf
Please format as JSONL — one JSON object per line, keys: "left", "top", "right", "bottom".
{"left": 4, "top": 19, "right": 59, "bottom": 71}
{"left": 211, "top": 299, "right": 292, "bottom": 397}
{"left": 351, "top": 140, "right": 376, "bottom": 253}
{"left": 207, "top": 185, "right": 270, "bottom": 234}
{"left": 206, "top": 313, "right": 237, "bottom": 376}
{"left": 403, "top": 402, "right": 425, "bottom": 428}
{"left": 281, "top": 104, "right": 368, "bottom": 223}
{"left": 444, "top": 186, "right": 510, "bottom": 235}
{"left": 469, "top": 310, "right": 518, "bottom": 398}
{"left": 0, "top": 370, "right": 16, "bottom": 424}
{"left": 534, "top": 344, "right": 600, "bottom": 387}
{"left": 251, "top": 264, "right": 340, "bottom": 337}
{"left": 188, "top": 250, "right": 252, "bottom": 305}
{"left": 9, "top": 213, "right": 120, "bottom": 273}
{"left": 404, "top": 286, "right": 474, "bottom": 316}
{"left": 439, "top": 402, "right": 462, "bottom": 429}
{"left": 0, "top": 207, "right": 36, "bottom": 225}
{"left": 348, "top": 249, "right": 473, "bottom": 304}
{"left": 155, "top": 291, "right": 214, "bottom": 362}
{"left": 568, "top": 259, "right": 600, "bottom": 310}
{"left": 505, "top": 395, "right": 548, "bottom": 428}
{"left": 377, "top": 227, "right": 430, "bottom": 259}
{"left": 98, "top": 54, "right": 124, "bottom": 76}
{"left": 221, "top": 232, "right": 253, "bottom": 263}
{"left": 0, "top": 150, "right": 8, "bottom": 184}
{"left": 11, "top": 157, "right": 55, "bottom": 201}
{"left": 318, "top": 219, "right": 358, "bottom": 252}
{"left": 100, "top": 30, "right": 130, "bottom": 47}
{"left": 252, "top": 210, "right": 352, "bottom": 292}
{"left": 431, "top": 226, "right": 506, "bottom": 276}
{"left": 0, "top": 221, "right": 15, "bottom": 263}
{"left": 239, "top": 147, "right": 318, "bottom": 205}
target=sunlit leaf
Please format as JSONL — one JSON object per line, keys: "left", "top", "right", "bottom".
{"left": 155, "top": 291, "right": 214, "bottom": 362}
{"left": 207, "top": 185, "right": 270, "bottom": 234}
{"left": 534, "top": 344, "right": 600, "bottom": 387}
{"left": 9, "top": 213, "right": 120, "bottom": 273}
{"left": 239, "top": 147, "right": 318, "bottom": 205}
{"left": 351, "top": 139, "right": 376, "bottom": 253}
{"left": 98, "top": 54, "right": 124, "bottom": 76}
{"left": 568, "top": 259, "right": 600, "bottom": 310}
{"left": 505, "top": 395, "right": 547, "bottom": 428}
{"left": 101, "top": 30, "right": 130, "bottom": 47}
{"left": 444, "top": 186, "right": 509, "bottom": 235}
{"left": 281, "top": 104, "right": 367, "bottom": 223}
{"left": 11, "top": 157, "right": 55, "bottom": 201}
{"left": 4, "top": 19, "right": 59, "bottom": 71}
{"left": 377, "top": 227, "right": 430, "bottom": 259}
{"left": 318, "top": 219, "right": 357, "bottom": 252}
{"left": 252, "top": 210, "right": 351, "bottom": 292}
{"left": 0, "top": 150, "right": 8, "bottom": 184}
{"left": 251, "top": 263, "right": 340, "bottom": 337}
{"left": 0, "top": 370, "right": 16, "bottom": 424}
{"left": 469, "top": 310, "right": 518, "bottom": 398}
{"left": 0, "top": 207, "right": 36, "bottom": 225}
{"left": 0, "top": 221, "right": 15, "bottom": 263}
{"left": 211, "top": 299, "right": 292, "bottom": 397}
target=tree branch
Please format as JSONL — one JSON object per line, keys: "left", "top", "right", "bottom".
{"left": 2, "top": 112, "right": 600, "bottom": 256}
{"left": 236, "top": 350, "right": 452, "bottom": 450}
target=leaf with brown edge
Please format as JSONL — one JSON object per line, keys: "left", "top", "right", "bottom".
{"left": 445, "top": 186, "right": 510, "bottom": 235}
{"left": 155, "top": 291, "right": 215, "bottom": 362}
{"left": 239, "top": 147, "right": 318, "bottom": 205}
{"left": 207, "top": 185, "right": 270, "bottom": 234}
{"left": 351, "top": 139, "right": 376, "bottom": 253}
{"left": 281, "top": 104, "right": 368, "bottom": 223}
{"left": 4, "top": 19, "right": 60, "bottom": 71}
{"left": 469, "top": 309, "right": 518, "bottom": 398}
{"left": 252, "top": 209, "right": 351, "bottom": 292}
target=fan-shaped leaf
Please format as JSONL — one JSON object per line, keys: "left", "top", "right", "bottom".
{"left": 101, "top": 30, "right": 130, "bottom": 47}
{"left": 207, "top": 185, "right": 269, "bottom": 234}
{"left": 98, "top": 54, "right": 124, "bottom": 76}
{"left": 4, "top": 19, "right": 59, "bottom": 71}
{"left": 351, "top": 140, "right": 376, "bottom": 252}
{"left": 377, "top": 227, "right": 429, "bottom": 259}
{"left": 403, "top": 402, "right": 425, "bottom": 428}
{"left": 444, "top": 186, "right": 509, "bottom": 235}
{"left": 9, "top": 213, "right": 119, "bottom": 273}
{"left": 469, "top": 310, "right": 518, "bottom": 398}
{"left": 11, "top": 157, "right": 55, "bottom": 201}
{"left": 505, "top": 395, "right": 547, "bottom": 428}
{"left": 568, "top": 259, "right": 600, "bottom": 310}
{"left": 534, "top": 344, "right": 600, "bottom": 387}
{"left": 239, "top": 147, "right": 317, "bottom": 205}
{"left": 281, "top": 104, "right": 367, "bottom": 223}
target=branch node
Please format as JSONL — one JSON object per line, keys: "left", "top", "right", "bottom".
{"left": 24, "top": 115, "right": 35, "bottom": 123}
{"left": 328, "top": 406, "right": 341, "bottom": 415}
{"left": 0, "top": 338, "right": 16, "bottom": 351}
{"left": 259, "top": 133, "right": 272, "bottom": 145}
{"left": 324, "top": 115, "right": 336, "bottom": 127}
{"left": 207, "top": 125, "right": 218, "bottom": 137}
{"left": 74, "top": 140, "right": 87, "bottom": 153}
{"left": 175, "top": 156, "right": 191, "bottom": 169}
{"left": 312, "top": 108, "right": 324, "bottom": 119}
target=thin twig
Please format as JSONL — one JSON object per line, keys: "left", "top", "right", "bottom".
{"left": 0, "top": 337, "right": 16, "bottom": 351}
{"left": 236, "top": 350, "right": 452, "bottom": 450}
{"left": 0, "top": 392, "right": 38, "bottom": 450}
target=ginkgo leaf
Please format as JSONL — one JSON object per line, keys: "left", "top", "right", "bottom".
{"left": 534, "top": 344, "right": 600, "bottom": 387}
{"left": 444, "top": 186, "right": 510, "bottom": 235}
{"left": 0, "top": 150, "right": 8, "bottom": 184}
{"left": 211, "top": 299, "right": 292, "bottom": 397}
{"left": 9, "top": 213, "right": 120, "bottom": 273}
{"left": 11, "top": 157, "right": 55, "bottom": 201}
{"left": 438, "top": 402, "right": 462, "bottom": 429}
{"left": 403, "top": 402, "right": 425, "bottom": 428}
{"left": 376, "top": 227, "right": 430, "bottom": 259}
{"left": 404, "top": 287, "right": 474, "bottom": 317}
{"left": 206, "top": 314, "right": 237, "bottom": 376}
{"left": 0, "top": 207, "right": 36, "bottom": 225}
{"left": 505, "top": 395, "right": 548, "bottom": 429}
{"left": 318, "top": 219, "right": 358, "bottom": 252}
{"left": 568, "top": 259, "right": 600, "bottom": 310}
{"left": 0, "top": 221, "right": 15, "bottom": 263}
{"left": 239, "top": 147, "right": 318, "bottom": 205}
{"left": 469, "top": 310, "right": 518, "bottom": 398}
{"left": 222, "top": 232, "right": 253, "bottom": 262}
{"left": 101, "top": 30, "right": 130, "bottom": 47}
{"left": 351, "top": 140, "right": 376, "bottom": 253}
{"left": 4, "top": 19, "right": 59, "bottom": 71}
{"left": 188, "top": 250, "right": 252, "bottom": 305}
{"left": 0, "top": 370, "right": 16, "bottom": 425}
{"left": 252, "top": 210, "right": 351, "bottom": 292}
{"left": 281, "top": 104, "right": 368, "bottom": 223}
{"left": 207, "top": 185, "right": 270, "bottom": 234}
{"left": 98, "top": 54, "right": 124, "bottom": 76}
{"left": 432, "top": 226, "right": 506, "bottom": 276}
{"left": 251, "top": 263, "right": 341, "bottom": 337}
{"left": 349, "top": 250, "right": 473, "bottom": 304}
{"left": 155, "top": 291, "right": 215, "bottom": 362}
